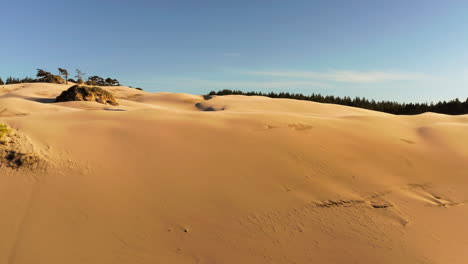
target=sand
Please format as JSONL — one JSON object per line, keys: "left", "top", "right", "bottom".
{"left": 0, "top": 83, "right": 467, "bottom": 264}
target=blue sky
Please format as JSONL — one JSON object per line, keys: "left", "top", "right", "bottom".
{"left": 1, "top": 0, "right": 468, "bottom": 102}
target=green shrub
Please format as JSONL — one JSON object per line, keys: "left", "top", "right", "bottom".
{"left": 56, "top": 85, "right": 119, "bottom": 106}
{"left": 0, "top": 124, "right": 10, "bottom": 144}
{"left": 36, "top": 74, "right": 65, "bottom": 84}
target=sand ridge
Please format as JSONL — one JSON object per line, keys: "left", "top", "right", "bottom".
{"left": 0, "top": 83, "right": 467, "bottom": 264}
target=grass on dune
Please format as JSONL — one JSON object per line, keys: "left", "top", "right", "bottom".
{"left": 0, "top": 124, "right": 10, "bottom": 143}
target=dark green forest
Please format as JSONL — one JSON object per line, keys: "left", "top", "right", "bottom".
{"left": 208, "top": 89, "right": 468, "bottom": 115}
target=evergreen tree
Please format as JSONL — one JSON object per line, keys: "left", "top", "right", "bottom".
{"left": 105, "top": 78, "right": 120, "bottom": 86}
{"left": 58, "top": 68, "right": 69, "bottom": 84}
{"left": 36, "top": 69, "right": 51, "bottom": 78}
{"left": 21, "top": 77, "right": 35, "bottom": 83}
{"left": 6, "top": 76, "right": 21, "bottom": 84}
{"left": 75, "top": 69, "right": 86, "bottom": 82}
{"left": 207, "top": 90, "right": 468, "bottom": 115}
{"left": 87, "top": 75, "right": 105, "bottom": 86}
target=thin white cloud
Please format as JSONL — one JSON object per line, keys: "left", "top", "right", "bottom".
{"left": 247, "top": 70, "right": 427, "bottom": 83}
{"left": 148, "top": 79, "right": 330, "bottom": 89}
{"left": 182, "top": 80, "right": 330, "bottom": 88}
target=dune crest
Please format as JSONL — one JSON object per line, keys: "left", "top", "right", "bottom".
{"left": 0, "top": 83, "right": 468, "bottom": 264}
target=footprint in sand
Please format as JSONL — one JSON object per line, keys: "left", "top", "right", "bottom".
{"left": 288, "top": 123, "right": 313, "bottom": 131}
{"left": 403, "top": 184, "right": 464, "bottom": 207}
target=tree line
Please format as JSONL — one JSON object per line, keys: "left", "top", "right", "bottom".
{"left": 0, "top": 68, "right": 122, "bottom": 86}
{"left": 208, "top": 89, "right": 468, "bottom": 115}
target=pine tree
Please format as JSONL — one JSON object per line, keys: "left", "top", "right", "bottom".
{"left": 75, "top": 69, "right": 86, "bottom": 82}
{"left": 6, "top": 76, "right": 21, "bottom": 84}
{"left": 58, "top": 68, "right": 69, "bottom": 84}
{"left": 36, "top": 69, "right": 51, "bottom": 78}
{"left": 207, "top": 89, "right": 468, "bottom": 115}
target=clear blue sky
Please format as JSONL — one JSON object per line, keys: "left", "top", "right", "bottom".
{"left": 1, "top": 0, "right": 468, "bottom": 102}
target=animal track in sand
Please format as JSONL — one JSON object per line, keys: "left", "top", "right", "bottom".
{"left": 0, "top": 108, "right": 29, "bottom": 117}
{"left": 313, "top": 200, "right": 366, "bottom": 208}
{"left": 406, "top": 183, "right": 432, "bottom": 190}
{"left": 425, "top": 194, "right": 463, "bottom": 208}
{"left": 400, "top": 138, "right": 416, "bottom": 144}
{"left": 310, "top": 182, "right": 466, "bottom": 212}
{"left": 402, "top": 183, "right": 465, "bottom": 208}
{"left": 263, "top": 123, "right": 313, "bottom": 131}
{"left": 370, "top": 202, "right": 392, "bottom": 209}
{"left": 288, "top": 123, "right": 313, "bottom": 130}
{"left": 313, "top": 199, "right": 393, "bottom": 209}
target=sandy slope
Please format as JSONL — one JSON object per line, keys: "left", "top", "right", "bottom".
{"left": 0, "top": 83, "right": 468, "bottom": 264}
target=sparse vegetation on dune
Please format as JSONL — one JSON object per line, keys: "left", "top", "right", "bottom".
{"left": 86, "top": 76, "right": 120, "bottom": 86}
{"left": 36, "top": 69, "right": 65, "bottom": 84}
{"left": 56, "top": 85, "right": 119, "bottom": 105}
{"left": 209, "top": 89, "right": 468, "bottom": 115}
{"left": 0, "top": 68, "right": 129, "bottom": 88}
{"left": 0, "top": 123, "right": 41, "bottom": 169}
{"left": 129, "top": 86, "right": 144, "bottom": 90}
{"left": 0, "top": 124, "right": 10, "bottom": 144}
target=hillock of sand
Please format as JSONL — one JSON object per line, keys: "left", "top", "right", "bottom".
{"left": 56, "top": 85, "right": 119, "bottom": 105}
{"left": 0, "top": 82, "right": 468, "bottom": 264}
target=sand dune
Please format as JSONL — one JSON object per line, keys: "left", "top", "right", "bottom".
{"left": 0, "top": 83, "right": 467, "bottom": 264}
